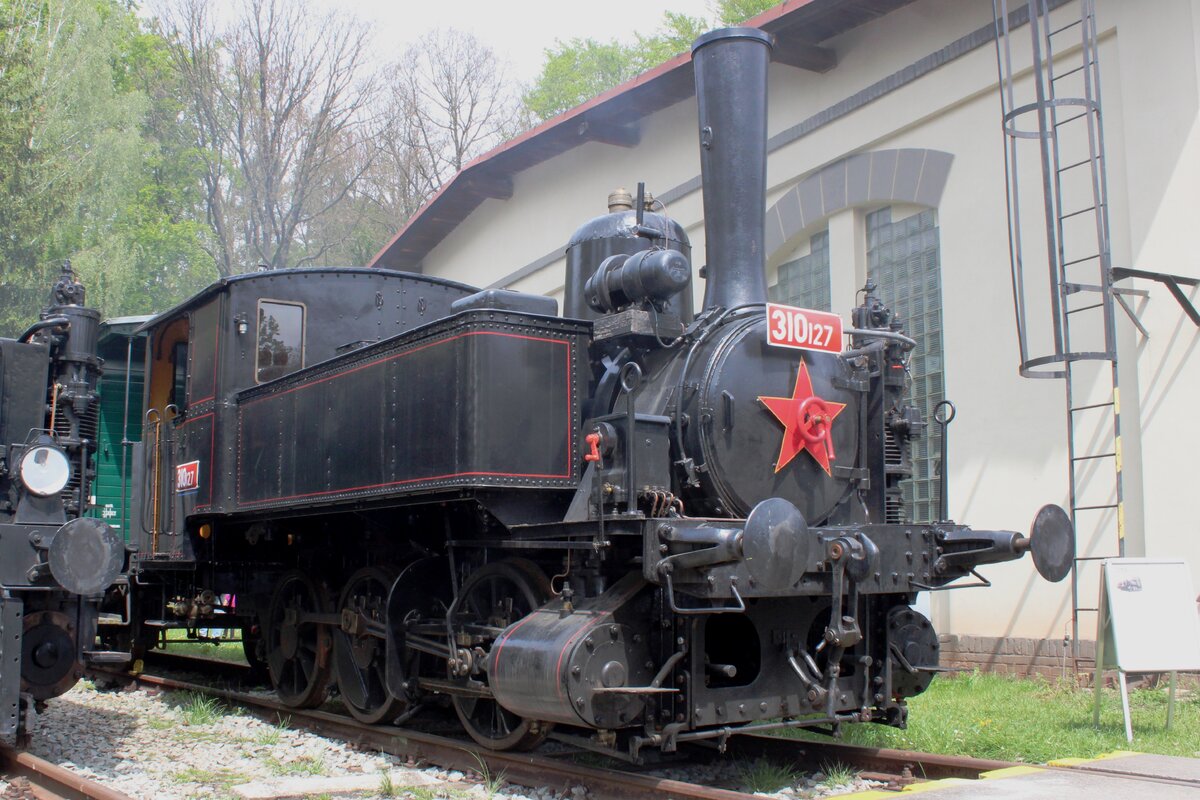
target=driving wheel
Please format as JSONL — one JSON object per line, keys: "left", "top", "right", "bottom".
{"left": 451, "top": 559, "right": 552, "bottom": 751}
{"left": 334, "top": 566, "right": 405, "bottom": 724}
{"left": 265, "top": 570, "right": 333, "bottom": 708}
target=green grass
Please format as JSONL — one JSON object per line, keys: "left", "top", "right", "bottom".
{"left": 789, "top": 671, "right": 1200, "bottom": 763}
{"left": 250, "top": 717, "right": 291, "bottom": 746}
{"left": 171, "top": 766, "right": 249, "bottom": 790}
{"left": 146, "top": 715, "right": 175, "bottom": 731}
{"left": 264, "top": 754, "right": 326, "bottom": 777}
{"left": 736, "top": 758, "right": 798, "bottom": 793}
{"left": 469, "top": 751, "right": 507, "bottom": 797}
{"left": 160, "top": 628, "right": 249, "bottom": 664}
{"left": 819, "top": 759, "right": 857, "bottom": 788}
{"left": 404, "top": 789, "right": 463, "bottom": 800}
{"left": 179, "top": 691, "right": 225, "bottom": 726}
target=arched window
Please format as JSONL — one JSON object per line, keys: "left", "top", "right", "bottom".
{"left": 867, "top": 207, "right": 944, "bottom": 523}
{"left": 765, "top": 149, "right": 953, "bottom": 524}
{"left": 768, "top": 230, "right": 830, "bottom": 311}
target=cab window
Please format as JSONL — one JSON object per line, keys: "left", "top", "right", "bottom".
{"left": 256, "top": 300, "right": 305, "bottom": 383}
{"left": 169, "top": 341, "right": 188, "bottom": 409}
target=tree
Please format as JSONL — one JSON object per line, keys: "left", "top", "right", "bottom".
{"left": 0, "top": 0, "right": 211, "bottom": 334}
{"left": 0, "top": 0, "right": 59, "bottom": 335}
{"left": 523, "top": 38, "right": 639, "bottom": 122}
{"left": 386, "top": 29, "right": 523, "bottom": 198}
{"left": 524, "top": 0, "right": 779, "bottom": 122}
{"left": 321, "top": 27, "right": 525, "bottom": 255}
{"left": 158, "top": 0, "right": 377, "bottom": 274}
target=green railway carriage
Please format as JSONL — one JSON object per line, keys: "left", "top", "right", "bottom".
{"left": 86, "top": 318, "right": 149, "bottom": 542}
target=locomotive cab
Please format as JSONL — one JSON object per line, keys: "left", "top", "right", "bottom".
{"left": 129, "top": 268, "right": 480, "bottom": 562}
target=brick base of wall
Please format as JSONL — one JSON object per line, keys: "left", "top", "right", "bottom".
{"left": 938, "top": 635, "right": 1200, "bottom": 687}
{"left": 938, "top": 634, "right": 1090, "bottom": 679}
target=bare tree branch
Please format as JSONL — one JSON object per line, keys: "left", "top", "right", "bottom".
{"left": 156, "top": 0, "right": 376, "bottom": 274}
{"left": 366, "top": 29, "right": 521, "bottom": 218}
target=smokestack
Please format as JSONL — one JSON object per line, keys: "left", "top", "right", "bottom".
{"left": 691, "top": 27, "right": 773, "bottom": 312}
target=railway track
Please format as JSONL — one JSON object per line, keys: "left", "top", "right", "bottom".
{"left": 92, "top": 656, "right": 1013, "bottom": 798}
{"left": 86, "top": 655, "right": 1200, "bottom": 798}
{"left": 0, "top": 745, "right": 132, "bottom": 800}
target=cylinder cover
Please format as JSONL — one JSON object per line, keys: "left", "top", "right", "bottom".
{"left": 487, "top": 582, "right": 652, "bottom": 729}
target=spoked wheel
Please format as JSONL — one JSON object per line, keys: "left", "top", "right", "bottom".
{"left": 387, "top": 556, "right": 453, "bottom": 703}
{"left": 265, "top": 571, "right": 333, "bottom": 709}
{"left": 452, "top": 560, "right": 552, "bottom": 751}
{"left": 334, "top": 566, "right": 405, "bottom": 724}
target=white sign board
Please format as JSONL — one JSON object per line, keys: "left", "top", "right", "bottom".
{"left": 1096, "top": 558, "right": 1200, "bottom": 672}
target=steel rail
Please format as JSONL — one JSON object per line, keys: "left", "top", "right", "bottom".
{"left": 728, "top": 734, "right": 1013, "bottom": 782}
{"left": 0, "top": 745, "right": 133, "bottom": 800}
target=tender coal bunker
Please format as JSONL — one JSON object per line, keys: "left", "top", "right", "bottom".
{"left": 703, "top": 613, "right": 761, "bottom": 688}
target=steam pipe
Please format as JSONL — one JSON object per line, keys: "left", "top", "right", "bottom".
{"left": 692, "top": 27, "right": 773, "bottom": 312}
{"left": 19, "top": 316, "right": 69, "bottom": 343}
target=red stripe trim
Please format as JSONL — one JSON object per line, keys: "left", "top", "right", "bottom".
{"left": 491, "top": 609, "right": 541, "bottom": 675}
{"left": 238, "top": 470, "right": 572, "bottom": 507}
{"left": 240, "top": 331, "right": 567, "bottom": 408}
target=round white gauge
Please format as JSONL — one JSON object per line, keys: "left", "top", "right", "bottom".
{"left": 19, "top": 445, "right": 71, "bottom": 497}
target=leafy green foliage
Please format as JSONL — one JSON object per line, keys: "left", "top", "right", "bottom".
{"left": 523, "top": 38, "right": 639, "bottom": 121}
{"left": 523, "top": 0, "right": 780, "bottom": 120}
{"left": 718, "top": 0, "right": 782, "bottom": 25}
{"left": 0, "top": 0, "right": 216, "bottom": 336}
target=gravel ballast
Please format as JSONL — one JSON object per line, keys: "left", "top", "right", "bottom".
{"left": 14, "top": 681, "right": 884, "bottom": 799}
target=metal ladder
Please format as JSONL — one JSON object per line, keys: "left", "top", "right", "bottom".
{"left": 993, "top": 0, "right": 1124, "bottom": 673}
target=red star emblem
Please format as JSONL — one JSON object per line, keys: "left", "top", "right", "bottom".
{"left": 758, "top": 361, "right": 846, "bottom": 476}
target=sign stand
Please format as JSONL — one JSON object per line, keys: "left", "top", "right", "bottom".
{"left": 1092, "top": 558, "right": 1200, "bottom": 742}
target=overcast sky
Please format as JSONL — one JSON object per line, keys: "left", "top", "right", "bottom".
{"left": 310, "top": 0, "right": 718, "bottom": 84}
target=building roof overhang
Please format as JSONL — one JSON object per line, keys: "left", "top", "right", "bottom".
{"left": 369, "top": 0, "right": 917, "bottom": 271}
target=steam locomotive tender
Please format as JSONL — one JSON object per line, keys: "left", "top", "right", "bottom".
{"left": 120, "top": 29, "right": 1073, "bottom": 758}
{"left": 0, "top": 265, "right": 128, "bottom": 738}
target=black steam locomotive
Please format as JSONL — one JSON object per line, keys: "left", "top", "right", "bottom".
{"left": 113, "top": 28, "right": 1072, "bottom": 758}
{"left": 0, "top": 264, "right": 128, "bottom": 738}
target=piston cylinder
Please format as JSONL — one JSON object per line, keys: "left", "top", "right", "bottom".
{"left": 487, "top": 577, "right": 652, "bottom": 729}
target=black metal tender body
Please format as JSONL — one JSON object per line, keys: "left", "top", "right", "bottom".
{"left": 115, "top": 27, "right": 1073, "bottom": 759}
{"left": 0, "top": 266, "right": 128, "bottom": 739}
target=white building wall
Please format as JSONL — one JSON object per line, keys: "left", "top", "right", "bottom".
{"left": 411, "top": 0, "right": 1200, "bottom": 644}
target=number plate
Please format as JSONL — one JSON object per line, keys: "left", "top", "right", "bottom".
{"left": 175, "top": 460, "right": 200, "bottom": 494}
{"left": 766, "top": 303, "right": 844, "bottom": 354}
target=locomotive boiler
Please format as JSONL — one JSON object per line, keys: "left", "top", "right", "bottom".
{"left": 116, "top": 27, "right": 1073, "bottom": 759}
{"left": 0, "top": 264, "right": 129, "bottom": 738}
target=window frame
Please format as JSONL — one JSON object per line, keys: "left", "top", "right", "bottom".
{"left": 254, "top": 298, "right": 307, "bottom": 384}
